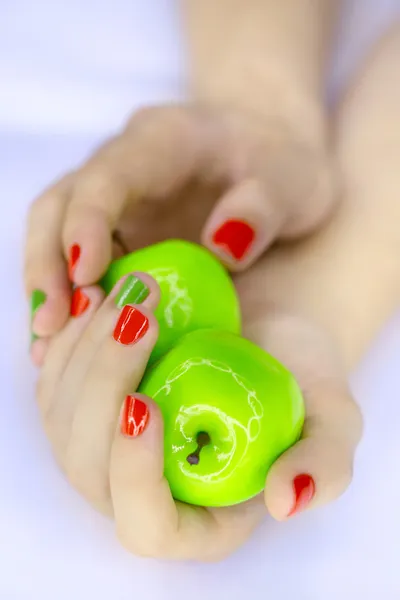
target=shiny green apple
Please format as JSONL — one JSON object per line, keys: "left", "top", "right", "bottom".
{"left": 138, "top": 329, "right": 305, "bottom": 507}
{"left": 100, "top": 240, "right": 241, "bottom": 363}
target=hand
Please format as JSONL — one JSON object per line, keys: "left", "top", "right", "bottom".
{"left": 235, "top": 260, "right": 363, "bottom": 524}
{"left": 26, "top": 103, "right": 335, "bottom": 362}
{"left": 35, "top": 24, "right": 400, "bottom": 563}
{"left": 37, "top": 265, "right": 361, "bottom": 562}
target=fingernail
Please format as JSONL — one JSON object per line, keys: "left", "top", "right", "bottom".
{"left": 113, "top": 305, "right": 149, "bottom": 345}
{"left": 68, "top": 244, "right": 81, "bottom": 281}
{"left": 70, "top": 287, "right": 90, "bottom": 317}
{"left": 121, "top": 395, "right": 149, "bottom": 437}
{"left": 30, "top": 289, "right": 47, "bottom": 343}
{"left": 288, "top": 474, "right": 316, "bottom": 517}
{"left": 115, "top": 275, "right": 149, "bottom": 308}
{"left": 212, "top": 219, "right": 255, "bottom": 261}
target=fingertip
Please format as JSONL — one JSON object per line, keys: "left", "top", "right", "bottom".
{"left": 67, "top": 243, "right": 81, "bottom": 281}
{"left": 31, "top": 290, "right": 71, "bottom": 338}
{"left": 113, "top": 395, "right": 165, "bottom": 489}
{"left": 64, "top": 209, "right": 113, "bottom": 286}
{"left": 132, "top": 272, "right": 161, "bottom": 308}
{"left": 118, "top": 394, "right": 163, "bottom": 446}
{"left": 30, "top": 338, "right": 50, "bottom": 368}
{"left": 109, "top": 271, "right": 161, "bottom": 311}
{"left": 202, "top": 180, "right": 282, "bottom": 270}
{"left": 286, "top": 473, "right": 316, "bottom": 518}
{"left": 265, "top": 437, "right": 354, "bottom": 521}
{"left": 264, "top": 438, "right": 318, "bottom": 521}
{"left": 70, "top": 284, "right": 106, "bottom": 318}
{"left": 204, "top": 218, "right": 257, "bottom": 270}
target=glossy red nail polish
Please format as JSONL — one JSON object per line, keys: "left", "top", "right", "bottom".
{"left": 70, "top": 288, "right": 90, "bottom": 317}
{"left": 212, "top": 219, "right": 255, "bottom": 261}
{"left": 68, "top": 244, "right": 81, "bottom": 281}
{"left": 288, "top": 474, "right": 316, "bottom": 517}
{"left": 113, "top": 305, "right": 149, "bottom": 345}
{"left": 121, "top": 395, "right": 149, "bottom": 437}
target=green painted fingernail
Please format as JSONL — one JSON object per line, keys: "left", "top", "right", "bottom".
{"left": 30, "top": 289, "right": 47, "bottom": 343}
{"left": 115, "top": 275, "right": 149, "bottom": 308}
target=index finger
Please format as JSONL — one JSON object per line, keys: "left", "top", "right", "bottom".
{"left": 62, "top": 106, "right": 204, "bottom": 287}
{"left": 25, "top": 173, "right": 74, "bottom": 340}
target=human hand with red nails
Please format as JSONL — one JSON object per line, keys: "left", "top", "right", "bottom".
{"left": 35, "top": 25, "right": 400, "bottom": 560}
{"left": 35, "top": 268, "right": 361, "bottom": 561}
{"left": 26, "top": 102, "right": 335, "bottom": 359}
{"left": 31, "top": 18, "right": 400, "bottom": 561}
{"left": 25, "top": 1, "right": 340, "bottom": 355}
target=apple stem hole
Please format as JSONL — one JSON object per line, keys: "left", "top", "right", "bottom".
{"left": 186, "top": 432, "right": 211, "bottom": 466}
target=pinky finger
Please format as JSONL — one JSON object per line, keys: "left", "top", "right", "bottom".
{"left": 25, "top": 174, "right": 74, "bottom": 341}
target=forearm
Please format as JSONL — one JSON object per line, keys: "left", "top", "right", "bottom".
{"left": 182, "top": 0, "right": 340, "bottom": 136}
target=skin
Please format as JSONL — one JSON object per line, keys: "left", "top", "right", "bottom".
{"left": 25, "top": 0, "right": 339, "bottom": 344}
{"left": 34, "top": 25, "right": 400, "bottom": 561}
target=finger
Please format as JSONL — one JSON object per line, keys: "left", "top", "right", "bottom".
{"left": 111, "top": 395, "right": 264, "bottom": 562}
{"left": 30, "top": 338, "right": 50, "bottom": 368}
{"left": 264, "top": 380, "right": 363, "bottom": 520}
{"left": 64, "top": 275, "right": 159, "bottom": 513}
{"left": 277, "top": 145, "right": 335, "bottom": 240}
{"left": 37, "top": 285, "right": 105, "bottom": 416}
{"left": 25, "top": 174, "right": 74, "bottom": 340}
{"left": 63, "top": 106, "right": 205, "bottom": 286}
{"left": 203, "top": 139, "right": 335, "bottom": 271}
{"left": 202, "top": 179, "right": 283, "bottom": 270}
{"left": 44, "top": 273, "right": 157, "bottom": 443}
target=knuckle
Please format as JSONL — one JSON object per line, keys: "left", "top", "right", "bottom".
{"left": 28, "top": 188, "right": 56, "bottom": 218}
{"left": 116, "top": 525, "right": 173, "bottom": 559}
{"left": 66, "top": 459, "right": 109, "bottom": 505}
{"left": 68, "top": 164, "right": 127, "bottom": 216}
{"left": 126, "top": 106, "right": 158, "bottom": 129}
{"left": 126, "top": 104, "right": 190, "bottom": 139}
{"left": 72, "top": 165, "right": 115, "bottom": 198}
{"left": 24, "top": 253, "right": 49, "bottom": 278}
{"left": 116, "top": 527, "right": 149, "bottom": 558}
{"left": 28, "top": 172, "right": 74, "bottom": 222}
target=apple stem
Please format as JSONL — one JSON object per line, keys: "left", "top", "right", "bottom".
{"left": 186, "top": 432, "right": 211, "bottom": 466}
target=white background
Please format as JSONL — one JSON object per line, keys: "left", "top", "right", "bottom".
{"left": 1, "top": 1, "right": 400, "bottom": 599}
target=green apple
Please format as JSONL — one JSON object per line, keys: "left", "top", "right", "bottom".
{"left": 100, "top": 240, "right": 241, "bottom": 363}
{"left": 138, "top": 329, "right": 305, "bottom": 507}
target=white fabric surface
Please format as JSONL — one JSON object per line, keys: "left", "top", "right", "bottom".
{"left": 1, "top": 1, "right": 400, "bottom": 598}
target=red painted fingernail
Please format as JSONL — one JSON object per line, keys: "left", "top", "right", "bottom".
{"left": 68, "top": 244, "right": 81, "bottom": 281}
{"left": 70, "top": 287, "right": 90, "bottom": 317}
{"left": 288, "top": 474, "right": 316, "bottom": 517}
{"left": 113, "top": 305, "right": 149, "bottom": 345}
{"left": 212, "top": 219, "right": 255, "bottom": 261}
{"left": 121, "top": 395, "right": 149, "bottom": 437}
